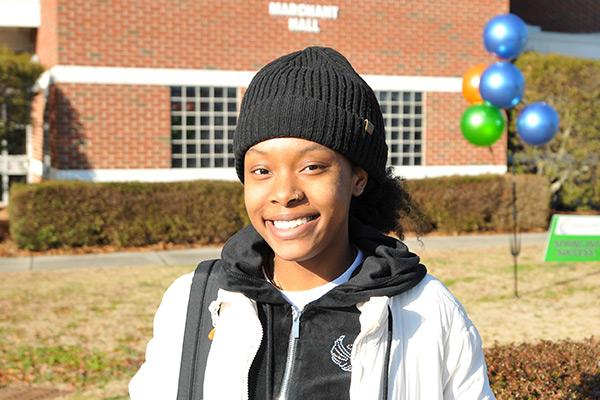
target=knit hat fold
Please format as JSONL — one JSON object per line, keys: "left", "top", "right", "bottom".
{"left": 234, "top": 46, "right": 388, "bottom": 183}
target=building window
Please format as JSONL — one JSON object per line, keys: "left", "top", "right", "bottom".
{"left": 170, "top": 86, "right": 238, "bottom": 168}
{"left": 375, "top": 91, "right": 423, "bottom": 166}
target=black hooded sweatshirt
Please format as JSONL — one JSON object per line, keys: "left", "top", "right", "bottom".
{"left": 218, "top": 217, "right": 427, "bottom": 400}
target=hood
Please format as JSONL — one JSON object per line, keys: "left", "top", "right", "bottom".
{"left": 220, "top": 217, "right": 427, "bottom": 308}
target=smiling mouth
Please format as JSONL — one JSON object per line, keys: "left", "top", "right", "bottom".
{"left": 270, "top": 215, "right": 319, "bottom": 230}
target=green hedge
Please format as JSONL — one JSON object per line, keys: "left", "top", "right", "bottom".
{"left": 405, "top": 173, "right": 550, "bottom": 234}
{"left": 9, "top": 180, "right": 247, "bottom": 250}
{"left": 9, "top": 174, "right": 550, "bottom": 250}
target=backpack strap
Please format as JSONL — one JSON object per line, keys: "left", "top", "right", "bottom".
{"left": 177, "top": 259, "right": 222, "bottom": 400}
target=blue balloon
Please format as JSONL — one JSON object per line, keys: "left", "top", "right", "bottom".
{"left": 516, "top": 102, "right": 560, "bottom": 146}
{"left": 483, "top": 13, "right": 528, "bottom": 59}
{"left": 479, "top": 62, "right": 525, "bottom": 109}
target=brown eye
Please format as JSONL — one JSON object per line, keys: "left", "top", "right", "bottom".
{"left": 252, "top": 168, "right": 270, "bottom": 175}
{"left": 302, "top": 164, "right": 325, "bottom": 173}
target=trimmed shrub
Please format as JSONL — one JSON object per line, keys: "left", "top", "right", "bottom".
{"left": 405, "top": 174, "right": 550, "bottom": 234}
{"left": 9, "top": 174, "right": 550, "bottom": 250}
{"left": 9, "top": 180, "right": 246, "bottom": 250}
{"left": 486, "top": 337, "right": 600, "bottom": 399}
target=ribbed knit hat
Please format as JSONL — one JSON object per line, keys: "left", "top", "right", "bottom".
{"left": 234, "top": 46, "right": 388, "bottom": 183}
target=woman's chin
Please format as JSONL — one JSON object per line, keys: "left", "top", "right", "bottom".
{"left": 269, "top": 241, "right": 319, "bottom": 263}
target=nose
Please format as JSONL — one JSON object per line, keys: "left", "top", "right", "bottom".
{"left": 270, "top": 172, "right": 305, "bottom": 206}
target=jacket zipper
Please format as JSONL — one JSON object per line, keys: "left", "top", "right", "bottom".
{"left": 276, "top": 307, "right": 302, "bottom": 400}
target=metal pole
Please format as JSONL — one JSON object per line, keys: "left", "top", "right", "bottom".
{"left": 1, "top": 139, "right": 8, "bottom": 205}
{"left": 506, "top": 110, "right": 521, "bottom": 298}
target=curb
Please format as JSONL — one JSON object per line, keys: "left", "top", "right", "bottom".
{"left": 0, "top": 233, "right": 549, "bottom": 273}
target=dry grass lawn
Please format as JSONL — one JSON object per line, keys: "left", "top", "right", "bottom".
{"left": 1, "top": 242, "right": 599, "bottom": 399}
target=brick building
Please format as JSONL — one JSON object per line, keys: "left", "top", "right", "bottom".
{"left": 11, "top": 0, "right": 510, "bottom": 183}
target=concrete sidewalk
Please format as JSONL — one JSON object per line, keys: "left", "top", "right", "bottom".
{"left": 0, "top": 232, "right": 548, "bottom": 273}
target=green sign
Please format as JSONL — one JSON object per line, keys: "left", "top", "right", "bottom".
{"left": 544, "top": 214, "right": 600, "bottom": 262}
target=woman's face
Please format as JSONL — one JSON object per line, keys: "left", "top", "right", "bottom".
{"left": 244, "top": 138, "right": 367, "bottom": 263}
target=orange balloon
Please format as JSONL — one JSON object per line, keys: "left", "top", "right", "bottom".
{"left": 462, "top": 63, "right": 487, "bottom": 104}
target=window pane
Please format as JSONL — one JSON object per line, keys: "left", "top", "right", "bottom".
{"left": 171, "top": 86, "right": 238, "bottom": 168}
{"left": 171, "top": 87, "right": 182, "bottom": 97}
{"left": 375, "top": 90, "right": 424, "bottom": 167}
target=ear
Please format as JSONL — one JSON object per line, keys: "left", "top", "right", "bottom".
{"left": 351, "top": 166, "right": 368, "bottom": 197}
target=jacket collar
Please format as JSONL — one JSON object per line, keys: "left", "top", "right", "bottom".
{"left": 219, "top": 217, "right": 427, "bottom": 307}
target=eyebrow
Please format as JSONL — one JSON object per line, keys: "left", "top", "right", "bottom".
{"left": 246, "top": 143, "right": 329, "bottom": 156}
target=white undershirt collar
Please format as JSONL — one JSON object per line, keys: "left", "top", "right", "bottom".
{"left": 277, "top": 248, "right": 364, "bottom": 311}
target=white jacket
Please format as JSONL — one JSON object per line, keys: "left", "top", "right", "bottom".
{"left": 129, "top": 273, "right": 496, "bottom": 399}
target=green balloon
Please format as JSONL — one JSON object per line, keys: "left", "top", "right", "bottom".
{"left": 460, "top": 103, "right": 506, "bottom": 146}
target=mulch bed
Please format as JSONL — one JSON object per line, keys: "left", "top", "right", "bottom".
{"left": 486, "top": 336, "right": 600, "bottom": 399}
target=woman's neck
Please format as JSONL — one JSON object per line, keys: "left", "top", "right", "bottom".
{"left": 271, "top": 240, "right": 356, "bottom": 291}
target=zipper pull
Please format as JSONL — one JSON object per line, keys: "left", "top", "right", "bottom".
{"left": 291, "top": 308, "right": 301, "bottom": 338}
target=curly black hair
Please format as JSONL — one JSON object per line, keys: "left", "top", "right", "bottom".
{"left": 349, "top": 167, "right": 433, "bottom": 242}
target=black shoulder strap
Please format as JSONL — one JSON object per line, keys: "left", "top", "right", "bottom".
{"left": 177, "top": 259, "right": 222, "bottom": 400}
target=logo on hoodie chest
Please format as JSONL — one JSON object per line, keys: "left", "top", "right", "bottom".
{"left": 330, "top": 335, "right": 353, "bottom": 372}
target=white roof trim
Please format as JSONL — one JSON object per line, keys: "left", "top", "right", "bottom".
{"left": 46, "top": 65, "right": 462, "bottom": 92}
{"left": 0, "top": 0, "right": 40, "bottom": 28}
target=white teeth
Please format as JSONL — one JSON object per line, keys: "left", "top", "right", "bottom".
{"left": 272, "top": 216, "right": 315, "bottom": 230}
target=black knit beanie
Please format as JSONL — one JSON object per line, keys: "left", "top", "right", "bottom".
{"left": 234, "top": 46, "right": 388, "bottom": 183}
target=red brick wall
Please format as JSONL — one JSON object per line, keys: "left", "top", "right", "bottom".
{"left": 426, "top": 92, "right": 507, "bottom": 166}
{"left": 36, "top": 0, "right": 59, "bottom": 68}
{"left": 39, "top": 0, "right": 510, "bottom": 171}
{"left": 52, "top": 0, "right": 506, "bottom": 76}
{"left": 30, "top": 92, "right": 46, "bottom": 164}
{"left": 46, "top": 84, "right": 171, "bottom": 169}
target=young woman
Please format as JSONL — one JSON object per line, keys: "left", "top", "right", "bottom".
{"left": 129, "top": 46, "right": 496, "bottom": 399}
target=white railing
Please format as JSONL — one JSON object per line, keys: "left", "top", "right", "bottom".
{"left": 0, "top": 139, "right": 29, "bottom": 206}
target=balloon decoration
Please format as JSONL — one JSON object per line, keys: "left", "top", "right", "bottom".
{"left": 462, "top": 64, "right": 487, "bottom": 104}
{"left": 459, "top": 12, "right": 561, "bottom": 300}
{"left": 483, "top": 14, "right": 528, "bottom": 60}
{"left": 516, "top": 102, "right": 560, "bottom": 145}
{"left": 460, "top": 103, "right": 505, "bottom": 146}
{"left": 479, "top": 62, "right": 525, "bottom": 109}
{"left": 459, "top": 12, "right": 559, "bottom": 149}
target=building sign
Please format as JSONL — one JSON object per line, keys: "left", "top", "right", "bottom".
{"left": 268, "top": 2, "right": 339, "bottom": 33}
{"left": 544, "top": 214, "right": 600, "bottom": 262}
